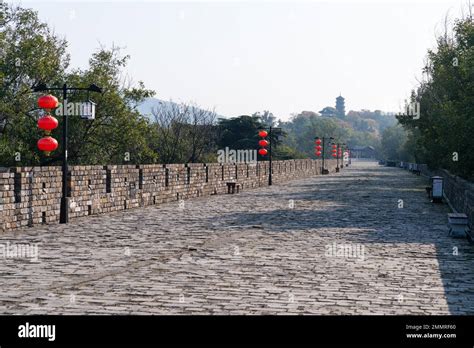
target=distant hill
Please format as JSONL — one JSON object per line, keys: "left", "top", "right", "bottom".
{"left": 278, "top": 108, "right": 398, "bottom": 159}
{"left": 136, "top": 98, "right": 178, "bottom": 121}
{"left": 137, "top": 98, "right": 226, "bottom": 122}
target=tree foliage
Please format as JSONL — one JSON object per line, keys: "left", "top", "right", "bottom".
{"left": 397, "top": 15, "right": 474, "bottom": 179}
{"left": 0, "top": 3, "right": 69, "bottom": 166}
{"left": 216, "top": 115, "right": 286, "bottom": 160}
{"left": 0, "top": 4, "right": 156, "bottom": 166}
{"left": 379, "top": 125, "right": 409, "bottom": 161}
{"left": 150, "top": 102, "right": 217, "bottom": 164}
{"left": 279, "top": 111, "right": 382, "bottom": 159}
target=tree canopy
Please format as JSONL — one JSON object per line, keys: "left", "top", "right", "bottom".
{"left": 0, "top": 4, "right": 155, "bottom": 166}
{"left": 397, "top": 15, "right": 474, "bottom": 179}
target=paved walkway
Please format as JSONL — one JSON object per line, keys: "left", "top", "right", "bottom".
{"left": 1, "top": 161, "right": 473, "bottom": 314}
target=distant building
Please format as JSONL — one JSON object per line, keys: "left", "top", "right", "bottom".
{"left": 319, "top": 106, "right": 337, "bottom": 117}
{"left": 336, "top": 94, "right": 345, "bottom": 118}
{"left": 351, "top": 146, "right": 376, "bottom": 159}
{"left": 318, "top": 94, "right": 346, "bottom": 118}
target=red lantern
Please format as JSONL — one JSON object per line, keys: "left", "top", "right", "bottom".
{"left": 38, "top": 95, "right": 59, "bottom": 110}
{"left": 38, "top": 114, "right": 58, "bottom": 134}
{"left": 258, "top": 139, "right": 269, "bottom": 147}
{"left": 37, "top": 136, "right": 58, "bottom": 156}
{"left": 258, "top": 130, "right": 268, "bottom": 138}
{"left": 315, "top": 139, "right": 321, "bottom": 145}
{"left": 332, "top": 153, "right": 337, "bottom": 157}
{"left": 316, "top": 151, "right": 322, "bottom": 157}
{"left": 316, "top": 145, "right": 322, "bottom": 151}
{"left": 258, "top": 148, "right": 268, "bottom": 156}
{"left": 332, "top": 144, "right": 337, "bottom": 149}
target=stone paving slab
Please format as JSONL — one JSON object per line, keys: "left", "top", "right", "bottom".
{"left": 0, "top": 161, "right": 473, "bottom": 314}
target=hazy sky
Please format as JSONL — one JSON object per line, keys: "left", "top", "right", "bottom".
{"left": 15, "top": 0, "right": 470, "bottom": 119}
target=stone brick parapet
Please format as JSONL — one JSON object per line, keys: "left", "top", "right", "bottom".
{"left": 0, "top": 159, "right": 338, "bottom": 232}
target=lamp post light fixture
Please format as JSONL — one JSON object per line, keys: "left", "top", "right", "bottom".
{"left": 80, "top": 100, "right": 97, "bottom": 120}
{"left": 337, "top": 144, "right": 340, "bottom": 171}
{"left": 329, "top": 142, "right": 346, "bottom": 172}
{"left": 314, "top": 138, "right": 322, "bottom": 157}
{"left": 331, "top": 143, "right": 339, "bottom": 172}
{"left": 257, "top": 127, "right": 281, "bottom": 185}
{"left": 315, "top": 136, "right": 333, "bottom": 174}
{"left": 37, "top": 95, "right": 60, "bottom": 156}
{"left": 32, "top": 83, "right": 102, "bottom": 224}
{"left": 337, "top": 143, "right": 346, "bottom": 170}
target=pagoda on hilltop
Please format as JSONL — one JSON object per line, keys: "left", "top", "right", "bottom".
{"left": 335, "top": 94, "right": 345, "bottom": 118}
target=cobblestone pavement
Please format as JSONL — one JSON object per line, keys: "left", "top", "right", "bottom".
{"left": 1, "top": 161, "right": 473, "bottom": 315}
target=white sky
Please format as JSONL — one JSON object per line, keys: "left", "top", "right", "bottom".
{"left": 12, "top": 0, "right": 471, "bottom": 120}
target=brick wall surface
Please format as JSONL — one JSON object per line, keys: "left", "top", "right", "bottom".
{"left": 0, "top": 159, "right": 338, "bottom": 232}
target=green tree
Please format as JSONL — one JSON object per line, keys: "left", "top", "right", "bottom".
{"left": 0, "top": 4, "right": 157, "bottom": 166}
{"left": 0, "top": 3, "right": 69, "bottom": 166}
{"left": 398, "top": 15, "right": 474, "bottom": 179}
{"left": 252, "top": 110, "right": 276, "bottom": 127}
{"left": 62, "top": 47, "right": 156, "bottom": 165}
{"left": 380, "top": 125, "right": 408, "bottom": 161}
{"left": 150, "top": 101, "right": 218, "bottom": 163}
{"left": 217, "top": 115, "right": 286, "bottom": 160}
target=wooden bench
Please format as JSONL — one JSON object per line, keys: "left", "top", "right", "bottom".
{"left": 226, "top": 182, "right": 240, "bottom": 194}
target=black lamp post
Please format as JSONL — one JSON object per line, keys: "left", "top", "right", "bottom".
{"left": 315, "top": 136, "right": 333, "bottom": 174}
{"left": 267, "top": 126, "right": 281, "bottom": 186}
{"left": 334, "top": 143, "right": 346, "bottom": 171}
{"left": 257, "top": 126, "right": 281, "bottom": 186}
{"left": 32, "top": 83, "right": 102, "bottom": 223}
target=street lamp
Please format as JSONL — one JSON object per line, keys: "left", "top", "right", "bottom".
{"left": 315, "top": 136, "right": 334, "bottom": 174}
{"left": 257, "top": 127, "right": 281, "bottom": 185}
{"left": 37, "top": 95, "right": 60, "bottom": 156}
{"left": 333, "top": 143, "right": 346, "bottom": 171}
{"left": 32, "top": 83, "right": 102, "bottom": 224}
{"left": 333, "top": 143, "right": 339, "bottom": 172}
{"left": 330, "top": 143, "right": 339, "bottom": 172}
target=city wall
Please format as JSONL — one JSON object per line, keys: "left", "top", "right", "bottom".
{"left": 0, "top": 159, "right": 339, "bottom": 232}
